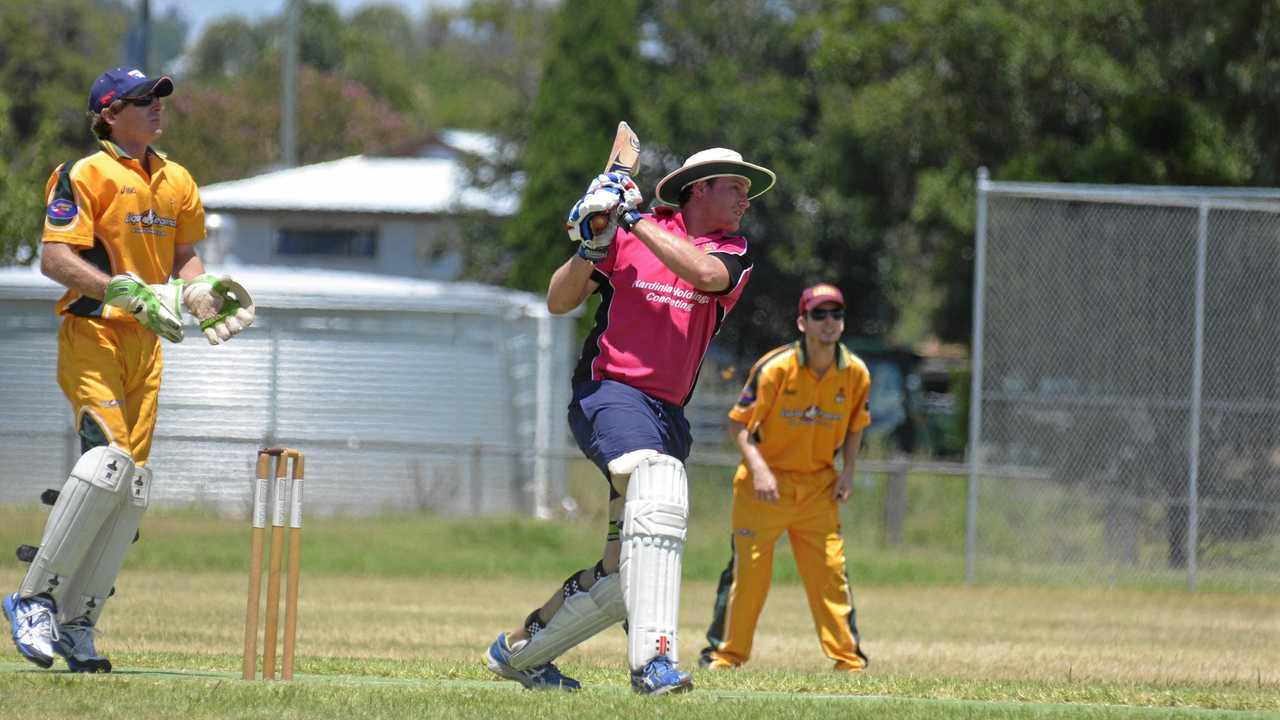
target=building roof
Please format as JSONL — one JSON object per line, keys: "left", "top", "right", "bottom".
{"left": 200, "top": 130, "right": 519, "bottom": 216}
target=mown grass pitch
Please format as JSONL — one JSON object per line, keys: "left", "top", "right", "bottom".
{"left": 0, "top": 508, "right": 1276, "bottom": 719}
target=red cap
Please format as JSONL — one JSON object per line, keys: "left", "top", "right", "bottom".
{"left": 798, "top": 283, "right": 845, "bottom": 315}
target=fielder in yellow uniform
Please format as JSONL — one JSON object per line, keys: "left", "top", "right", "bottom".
{"left": 700, "top": 283, "right": 871, "bottom": 672}
{"left": 3, "top": 67, "right": 254, "bottom": 673}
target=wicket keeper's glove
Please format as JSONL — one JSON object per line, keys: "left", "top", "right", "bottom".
{"left": 103, "top": 273, "right": 185, "bottom": 343}
{"left": 181, "top": 274, "right": 256, "bottom": 345}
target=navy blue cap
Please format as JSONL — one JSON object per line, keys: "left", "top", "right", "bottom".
{"left": 88, "top": 68, "right": 173, "bottom": 112}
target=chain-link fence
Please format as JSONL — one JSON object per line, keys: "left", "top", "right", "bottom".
{"left": 969, "top": 173, "right": 1280, "bottom": 591}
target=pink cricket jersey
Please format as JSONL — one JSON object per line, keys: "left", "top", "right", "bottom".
{"left": 571, "top": 206, "right": 753, "bottom": 406}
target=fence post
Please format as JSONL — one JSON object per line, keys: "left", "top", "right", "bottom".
{"left": 881, "top": 463, "right": 909, "bottom": 547}
{"left": 1187, "top": 202, "right": 1208, "bottom": 591}
{"left": 471, "top": 439, "right": 483, "bottom": 515}
{"left": 965, "top": 167, "right": 990, "bottom": 584}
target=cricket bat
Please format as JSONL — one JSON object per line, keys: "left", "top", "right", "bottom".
{"left": 589, "top": 121, "right": 641, "bottom": 234}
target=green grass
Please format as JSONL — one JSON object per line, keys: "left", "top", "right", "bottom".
{"left": 0, "top": 507, "right": 1277, "bottom": 719}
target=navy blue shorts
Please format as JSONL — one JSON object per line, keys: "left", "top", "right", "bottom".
{"left": 568, "top": 380, "right": 692, "bottom": 492}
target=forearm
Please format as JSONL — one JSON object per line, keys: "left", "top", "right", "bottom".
{"left": 172, "top": 244, "right": 206, "bottom": 281}
{"left": 839, "top": 430, "right": 863, "bottom": 480}
{"left": 731, "top": 423, "right": 770, "bottom": 475}
{"left": 40, "top": 243, "right": 109, "bottom": 299}
{"left": 630, "top": 219, "right": 729, "bottom": 292}
{"left": 546, "top": 255, "right": 597, "bottom": 314}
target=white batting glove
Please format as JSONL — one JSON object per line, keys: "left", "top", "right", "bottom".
{"left": 103, "top": 273, "right": 184, "bottom": 343}
{"left": 566, "top": 175, "right": 643, "bottom": 263}
{"left": 181, "top": 274, "right": 256, "bottom": 345}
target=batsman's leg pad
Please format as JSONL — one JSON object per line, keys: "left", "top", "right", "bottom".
{"left": 620, "top": 454, "right": 688, "bottom": 670}
{"left": 507, "top": 573, "right": 625, "bottom": 670}
{"left": 19, "top": 447, "right": 134, "bottom": 606}
{"left": 58, "top": 466, "right": 151, "bottom": 624}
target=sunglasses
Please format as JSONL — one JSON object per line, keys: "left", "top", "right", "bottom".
{"left": 808, "top": 307, "right": 845, "bottom": 321}
{"left": 120, "top": 94, "right": 158, "bottom": 107}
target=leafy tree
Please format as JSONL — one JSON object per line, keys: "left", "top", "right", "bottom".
{"left": 635, "top": 0, "right": 850, "bottom": 358}
{"left": 187, "top": 17, "right": 269, "bottom": 81}
{"left": 498, "top": 0, "right": 645, "bottom": 292}
{"left": 0, "top": 0, "right": 126, "bottom": 264}
{"left": 810, "top": 0, "right": 1255, "bottom": 344}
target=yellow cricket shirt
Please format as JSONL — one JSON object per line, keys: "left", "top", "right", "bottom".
{"left": 42, "top": 140, "right": 205, "bottom": 318}
{"left": 728, "top": 341, "right": 872, "bottom": 475}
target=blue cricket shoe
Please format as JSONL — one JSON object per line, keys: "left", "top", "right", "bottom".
{"left": 631, "top": 655, "right": 693, "bottom": 695}
{"left": 55, "top": 618, "right": 112, "bottom": 673}
{"left": 3, "top": 592, "right": 58, "bottom": 669}
{"left": 484, "top": 633, "right": 581, "bottom": 691}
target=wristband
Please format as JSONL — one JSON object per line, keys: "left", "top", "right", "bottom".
{"left": 619, "top": 210, "right": 642, "bottom": 232}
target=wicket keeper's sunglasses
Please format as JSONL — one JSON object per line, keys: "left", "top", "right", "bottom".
{"left": 120, "top": 94, "right": 159, "bottom": 107}
{"left": 808, "top": 308, "right": 845, "bottom": 321}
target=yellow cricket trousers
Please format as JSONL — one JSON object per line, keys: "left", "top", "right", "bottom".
{"left": 57, "top": 315, "right": 163, "bottom": 464}
{"left": 700, "top": 465, "right": 867, "bottom": 671}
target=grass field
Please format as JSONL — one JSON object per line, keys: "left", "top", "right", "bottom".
{"left": 0, "top": 506, "right": 1277, "bottom": 719}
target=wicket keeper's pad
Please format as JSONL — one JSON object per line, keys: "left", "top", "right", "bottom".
{"left": 507, "top": 573, "right": 625, "bottom": 670}
{"left": 20, "top": 446, "right": 137, "bottom": 611}
{"left": 57, "top": 465, "right": 151, "bottom": 624}
{"left": 620, "top": 454, "right": 688, "bottom": 670}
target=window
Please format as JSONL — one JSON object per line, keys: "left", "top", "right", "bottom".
{"left": 276, "top": 228, "right": 377, "bottom": 258}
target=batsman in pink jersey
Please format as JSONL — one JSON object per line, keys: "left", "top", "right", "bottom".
{"left": 484, "top": 148, "right": 776, "bottom": 695}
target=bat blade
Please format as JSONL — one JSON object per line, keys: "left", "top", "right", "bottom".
{"left": 604, "top": 121, "right": 640, "bottom": 177}
{"left": 590, "top": 122, "right": 641, "bottom": 234}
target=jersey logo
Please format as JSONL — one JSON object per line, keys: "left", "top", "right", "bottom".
{"left": 835, "top": 391, "right": 845, "bottom": 404}
{"left": 47, "top": 199, "right": 77, "bottom": 223}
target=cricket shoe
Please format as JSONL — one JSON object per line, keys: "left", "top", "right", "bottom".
{"left": 484, "top": 633, "right": 580, "bottom": 691}
{"left": 631, "top": 655, "right": 692, "bottom": 695}
{"left": 55, "top": 618, "right": 112, "bottom": 673}
{"left": 2, "top": 592, "right": 59, "bottom": 669}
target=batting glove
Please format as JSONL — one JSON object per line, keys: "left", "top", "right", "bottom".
{"left": 181, "top": 274, "right": 256, "bottom": 345}
{"left": 566, "top": 177, "right": 643, "bottom": 263}
{"left": 103, "top": 273, "right": 184, "bottom": 343}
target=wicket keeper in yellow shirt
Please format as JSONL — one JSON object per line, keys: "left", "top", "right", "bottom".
{"left": 4, "top": 67, "right": 254, "bottom": 674}
{"left": 699, "top": 283, "right": 871, "bottom": 672}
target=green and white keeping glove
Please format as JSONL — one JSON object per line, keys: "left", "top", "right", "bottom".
{"left": 103, "top": 273, "right": 185, "bottom": 343}
{"left": 181, "top": 274, "right": 256, "bottom": 345}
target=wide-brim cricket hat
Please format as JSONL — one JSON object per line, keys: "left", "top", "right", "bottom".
{"left": 654, "top": 147, "right": 776, "bottom": 205}
{"left": 88, "top": 68, "right": 174, "bottom": 112}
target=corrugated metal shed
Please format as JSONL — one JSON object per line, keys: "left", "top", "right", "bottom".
{"left": 0, "top": 266, "right": 577, "bottom": 517}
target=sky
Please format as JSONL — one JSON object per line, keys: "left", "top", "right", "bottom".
{"left": 153, "top": 0, "right": 466, "bottom": 48}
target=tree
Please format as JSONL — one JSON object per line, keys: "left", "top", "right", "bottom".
{"left": 498, "top": 0, "right": 645, "bottom": 292}
{"left": 809, "top": 0, "right": 1254, "bottom": 344}
{"left": 0, "top": 0, "right": 127, "bottom": 264}
{"left": 634, "top": 0, "right": 871, "bottom": 358}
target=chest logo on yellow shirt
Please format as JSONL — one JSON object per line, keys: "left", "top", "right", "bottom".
{"left": 126, "top": 209, "right": 177, "bottom": 234}
{"left": 835, "top": 391, "right": 845, "bottom": 404}
{"left": 781, "top": 404, "right": 841, "bottom": 424}
{"left": 119, "top": 186, "right": 137, "bottom": 195}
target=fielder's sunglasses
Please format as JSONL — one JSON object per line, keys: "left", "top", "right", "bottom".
{"left": 808, "top": 307, "right": 845, "bottom": 321}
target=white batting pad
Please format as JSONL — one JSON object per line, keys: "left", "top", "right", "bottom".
{"left": 507, "top": 573, "right": 625, "bottom": 670}
{"left": 58, "top": 465, "right": 151, "bottom": 624}
{"left": 620, "top": 454, "right": 688, "bottom": 670}
{"left": 20, "top": 446, "right": 134, "bottom": 607}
